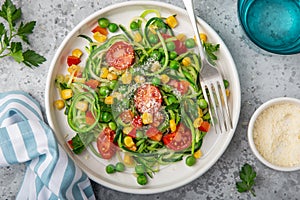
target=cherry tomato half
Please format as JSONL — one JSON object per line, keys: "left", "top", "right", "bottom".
{"left": 106, "top": 41, "right": 135, "bottom": 70}
{"left": 132, "top": 115, "right": 143, "bottom": 128}
{"left": 163, "top": 123, "right": 192, "bottom": 151}
{"left": 146, "top": 126, "right": 163, "bottom": 141}
{"left": 120, "top": 110, "right": 134, "bottom": 124}
{"left": 97, "top": 127, "right": 117, "bottom": 159}
{"left": 134, "top": 84, "right": 162, "bottom": 113}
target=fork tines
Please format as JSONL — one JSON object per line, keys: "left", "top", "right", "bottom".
{"left": 200, "top": 78, "right": 232, "bottom": 134}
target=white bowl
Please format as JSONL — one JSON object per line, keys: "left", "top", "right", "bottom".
{"left": 248, "top": 97, "right": 300, "bottom": 171}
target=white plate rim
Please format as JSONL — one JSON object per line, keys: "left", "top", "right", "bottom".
{"left": 45, "top": 0, "right": 241, "bottom": 194}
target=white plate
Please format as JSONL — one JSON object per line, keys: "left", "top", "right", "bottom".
{"left": 45, "top": 1, "right": 241, "bottom": 194}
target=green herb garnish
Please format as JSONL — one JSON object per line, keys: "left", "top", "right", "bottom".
{"left": 0, "top": 0, "right": 46, "bottom": 68}
{"left": 236, "top": 163, "right": 257, "bottom": 197}
{"left": 203, "top": 42, "right": 219, "bottom": 64}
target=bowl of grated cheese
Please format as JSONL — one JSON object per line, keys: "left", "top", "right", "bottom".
{"left": 248, "top": 97, "right": 300, "bottom": 171}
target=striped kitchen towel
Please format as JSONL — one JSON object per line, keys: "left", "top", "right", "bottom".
{"left": 0, "top": 91, "right": 95, "bottom": 200}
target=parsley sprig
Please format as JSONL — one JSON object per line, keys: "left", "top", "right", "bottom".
{"left": 236, "top": 163, "right": 257, "bottom": 197}
{"left": 0, "top": 0, "right": 46, "bottom": 68}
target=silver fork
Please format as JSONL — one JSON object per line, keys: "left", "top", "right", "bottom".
{"left": 183, "top": 0, "right": 232, "bottom": 134}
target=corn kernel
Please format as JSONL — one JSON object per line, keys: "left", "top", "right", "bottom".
{"left": 226, "top": 89, "right": 230, "bottom": 97}
{"left": 194, "top": 149, "right": 203, "bottom": 159}
{"left": 198, "top": 107, "right": 203, "bottom": 118}
{"left": 134, "top": 75, "right": 146, "bottom": 83}
{"left": 104, "top": 96, "right": 114, "bottom": 105}
{"left": 166, "top": 15, "right": 178, "bottom": 28}
{"left": 100, "top": 67, "right": 109, "bottom": 79}
{"left": 142, "top": 112, "right": 153, "bottom": 124}
{"left": 93, "top": 32, "right": 107, "bottom": 43}
{"left": 54, "top": 99, "right": 65, "bottom": 110}
{"left": 176, "top": 33, "right": 187, "bottom": 42}
{"left": 121, "top": 72, "right": 132, "bottom": 84}
{"left": 61, "top": 89, "right": 73, "bottom": 100}
{"left": 72, "top": 48, "right": 83, "bottom": 58}
{"left": 194, "top": 33, "right": 208, "bottom": 43}
{"left": 107, "top": 72, "right": 118, "bottom": 80}
{"left": 123, "top": 126, "right": 133, "bottom": 135}
{"left": 67, "top": 65, "right": 81, "bottom": 75}
{"left": 200, "top": 33, "right": 207, "bottom": 42}
{"left": 182, "top": 57, "right": 191, "bottom": 67}
{"left": 169, "top": 119, "right": 176, "bottom": 132}
{"left": 193, "top": 117, "right": 203, "bottom": 128}
{"left": 75, "top": 101, "right": 88, "bottom": 112}
{"left": 124, "top": 136, "right": 135, "bottom": 148}
{"left": 133, "top": 32, "right": 142, "bottom": 43}
{"left": 160, "top": 74, "right": 170, "bottom": 84}
{"left": 123, "top": 152, "right": 134, "bottom": 166}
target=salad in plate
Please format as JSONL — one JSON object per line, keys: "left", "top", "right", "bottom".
{"left": 54, "top": 9, "right": 228, "bottom": 185}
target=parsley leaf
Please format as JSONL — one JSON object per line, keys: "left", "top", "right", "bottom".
{"left": 17, "top": 21, "right": 36, "bottom": 44}
{"left": 22, "top": 50, "right": 46, "bottom": 68}
{"left": 9, "top": 42, "right": 23, "bottom": 62}
{"left": 71, "top": 132, "right": 95, "bottom": 154}
{"left": 236, "top": 163, "right": 257, "bottom": 197}
{"left": 0, "top": 0, "right": 46, "bottom": 68}
{"left": 0, "top": 23, "right": 5, "bottom": 36}
{"left": 0, "top": 0, "right": 21, "bottom": 27}
{"left": 203, "top": 42, "right": 220, "bottom": 65}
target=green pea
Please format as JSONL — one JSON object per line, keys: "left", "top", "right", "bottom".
{"left": 169, "top": 60, "right": 180, "bottom": 70}
{"left": 166, "top": 41, "right": 176, "bottom": 51}
{"left": 108, "top": 121, "right": 117, "bottom": 130}
{"left": 101, "top": 112, "right": 112, "bottom": 122}
{"left": 223, "top": 79, "right": 229, "bottom": 88}
{"left": 108, "top": 23, "right": 118, "bottom": 33}
{"left": 109, "top": 80, "right": 118, "bottom": 90}
{"left": 137, "top": 174, "right": 148, "bottom": 185}
{"left": 135, "top": 165, "right": 145, "bottom": 175}
{"left": 169, "top": 51, "right": 177, "bottom": 60}
{"left": 99, "top": 86, "right": 110, "bottom": 97}
{"left": 152, "top": 77, "right": 161, "bottom": 86}
{"left": 153, "top": 20, "right": 164, "bottom": 29}
{"left": 130, "top": 21, "right": 139, "bottom": 31}
{"left": 150, "top": 50, "right": 162, "bottom": 61}
{"left": 202, "top": 112, "right": 210, "bottom": 121}
{"left": 106, "top": 164, "right": 116, "bottom": 174}
{"left": 168, "top": 96, "right": 177, "bottom": 104}
{"left": 158, "top": 47, "right": 165, "bottom": 54}
{"left": 198, "top": 99, "right": 208, "bottom": 109}
{"left": 148, "top": 34, "right": 159, "bottom": 44}
{"left": 186, "top": 155, "right": 196, "bottom": 166}
{"left": 136, "top": 130, "right": 144, "bottom": 139}
{"left": 115, "top": 162, "right": 125, "bottom": 172}
{"left": 98, "top": 18, "right": 110, "bottom": 28}
{"left": 185, "top": 38, "right": 196, "bottom": 48}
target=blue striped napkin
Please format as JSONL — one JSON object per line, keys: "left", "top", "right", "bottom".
{"left": 0, "top": 91, "right": 95, "bottom": 200}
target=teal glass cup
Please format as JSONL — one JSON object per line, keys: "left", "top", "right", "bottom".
{"left": 238, "top": 0, "right": 300, "bottom": 55}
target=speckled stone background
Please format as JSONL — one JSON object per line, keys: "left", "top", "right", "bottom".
{"left": 1, "top": 0, "right": 300, "bottom": 199}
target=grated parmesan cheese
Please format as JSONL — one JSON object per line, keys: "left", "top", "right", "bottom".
{"left": 253, "top": 102, "right": 300, "bottom": 167}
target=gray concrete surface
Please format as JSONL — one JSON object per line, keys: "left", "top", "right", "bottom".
{"left": 1, "top": 0, "right": 300, "bottom": 199}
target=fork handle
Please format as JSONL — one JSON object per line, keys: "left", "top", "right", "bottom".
{"left": 183, "top": 0, "right": 206, "bottom": 61}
